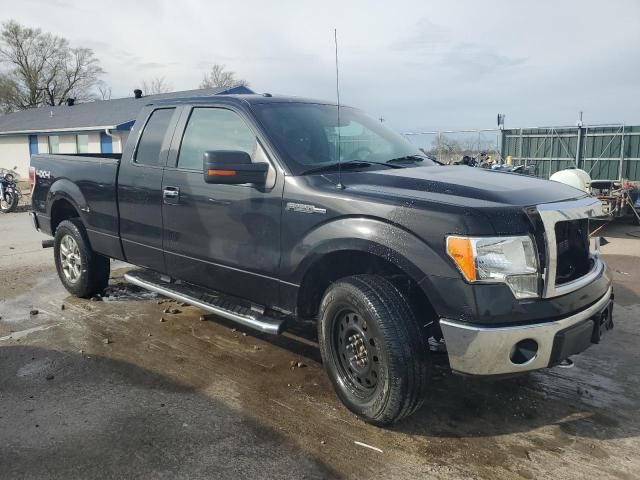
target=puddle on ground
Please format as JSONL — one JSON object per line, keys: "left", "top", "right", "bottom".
{"left": 0, "top": 323, "right": 60, "bottom": 342}
{"left": 99, "top": 282, "right": 158, "bottom": 302}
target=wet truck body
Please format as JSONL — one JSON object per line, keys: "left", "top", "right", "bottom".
{"left": 30, "top": 94, "right": 614, "bottom": 425}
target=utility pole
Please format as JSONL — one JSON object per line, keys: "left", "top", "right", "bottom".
{"left": 575, "top": 111, "right": 583, "bottom": 169}
{"left": 619, "top": 123, "right": 625, "bottom": 181}
{"left": 497, "top": 113, "right": 505, "bottom": 162}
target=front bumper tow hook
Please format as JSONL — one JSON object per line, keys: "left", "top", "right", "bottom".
{"left": 558, "top": 358, "right": 575, "bottom": 369}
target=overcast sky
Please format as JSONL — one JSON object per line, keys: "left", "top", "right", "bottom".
{"left": 3, "top": 0, "right": 639, "bottom": 132}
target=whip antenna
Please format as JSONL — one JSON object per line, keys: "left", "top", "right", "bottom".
{"left": 334, "top": 28, "right": 344, "bottom": 189}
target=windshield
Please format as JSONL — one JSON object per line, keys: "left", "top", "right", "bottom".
{"left": 252, "top": 103, "right": 436, "bottom": 175}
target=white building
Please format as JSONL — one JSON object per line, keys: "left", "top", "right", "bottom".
{"left": 0, "top": 85, "right": 252, "bottom": 178}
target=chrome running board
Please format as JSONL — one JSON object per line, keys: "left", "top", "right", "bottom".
{"left": 124, "top": 269, "right": 285, "bottom": 335}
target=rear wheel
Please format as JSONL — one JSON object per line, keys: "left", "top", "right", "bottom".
{"left": 318, "top": 274, "right": 431, "bottom": 425}
{"left": 0, "top": 191, "right": 18, "bottom": 213}
{"left": 54, "top": 219, "right": 110, "bottom": 298}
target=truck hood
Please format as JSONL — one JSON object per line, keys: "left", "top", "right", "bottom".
{"left": 340, "top": 165, "right": 586, "bottom": 208}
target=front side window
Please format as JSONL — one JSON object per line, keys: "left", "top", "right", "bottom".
{"left": 76, "top": 134, "right": 89, "bottom": 153}
{"left": 135, "top": 108, "right": 175, "bottom": 166}
{"left": 253, "top": 103, "right": 436, "bottom": 174}
{"left": 177, "top": 108, "right": 258, "bottom": 171}
{"left": 48, "top": 135, "right": 60, "bottom": 154}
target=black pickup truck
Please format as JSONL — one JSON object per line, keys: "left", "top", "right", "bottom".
{"left": 30, "top": 94, "right": 614, "bottom": 425}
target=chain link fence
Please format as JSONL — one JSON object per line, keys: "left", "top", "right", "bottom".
{"left": 402, "top": 129, "right": 502, "bottom": 165}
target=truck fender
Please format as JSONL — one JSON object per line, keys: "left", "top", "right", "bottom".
{"left": 284, "top": 216, "right": 457, "bottom": 288}
{"left": 47, "top": 178, "right": 89, "bottom": 222}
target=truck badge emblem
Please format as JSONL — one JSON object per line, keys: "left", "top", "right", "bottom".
{"left": 285, "top": 202, "right": 327, "bottom": 215}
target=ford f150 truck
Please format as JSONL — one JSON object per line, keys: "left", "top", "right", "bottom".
{"left": 30, "top": 94, "right": 614, "bottom": 425}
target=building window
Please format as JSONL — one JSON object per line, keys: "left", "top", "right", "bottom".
{"left": 48, "top": 135, "right": 60, "bottom": 154}
{"left": 76, "top": 134, "right": 89, "bottom": 153}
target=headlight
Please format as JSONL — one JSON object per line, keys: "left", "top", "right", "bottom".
{"left": 446, "top": 235, "right": 539, "bottom": 299}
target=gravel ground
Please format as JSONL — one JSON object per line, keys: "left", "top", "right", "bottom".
{"left": 0, "top": 211, "right": 638, "bottom": 480}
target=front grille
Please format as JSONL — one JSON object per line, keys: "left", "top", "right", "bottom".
{"left": 554, "top": 219, "right": 591, "bottom": 285}
{"left": 536, "top": 197, "right": 604, "bottom": 298}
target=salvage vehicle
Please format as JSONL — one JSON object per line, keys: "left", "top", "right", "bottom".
{"left": 30, "top": 94, "right": 614, "bottom": 425}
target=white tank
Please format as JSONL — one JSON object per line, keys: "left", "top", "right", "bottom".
{"left": 549, "top": 168, "right": 592, "bottom": 193}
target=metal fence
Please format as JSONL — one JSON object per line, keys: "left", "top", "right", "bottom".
{"left": 402, "top": 124, "right": 640, "bottom": 181}
{"left": 501, "top": 125, "right": 640, "bottom": 181}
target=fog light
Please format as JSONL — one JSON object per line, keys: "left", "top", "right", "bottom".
{"left": 510, "top": 339, "right": 538, "bottom": 365}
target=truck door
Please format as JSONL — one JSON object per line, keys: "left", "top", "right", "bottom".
{"left": 118, "top": 107, "right": 180, "bottom": 273}
{"left": 162, "top": 106, "right": 283, "bottom": 306}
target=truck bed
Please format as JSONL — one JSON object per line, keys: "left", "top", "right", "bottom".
{"left": 30, "top": 153, "right": 124, "bottom": 260}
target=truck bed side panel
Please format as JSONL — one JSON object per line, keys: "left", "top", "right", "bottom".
{"left": 31, "top": 154, "right": 124, "bottom": 260}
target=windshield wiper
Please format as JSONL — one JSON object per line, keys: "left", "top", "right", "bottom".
{"left": 303, "top": 160, "right": 397, "bottom": 175}
{"left": 386, "top": 155, "right": 425, "bottom": 164}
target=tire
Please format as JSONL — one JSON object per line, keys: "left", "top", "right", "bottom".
{"left": 54, "top": 219, "right": 110, "bottom": 298}
{"left": 0, "top": 191, "right": 18, "bottom": 213}
{"left": 318, "top": 274, "right": 431, "bottom": 426}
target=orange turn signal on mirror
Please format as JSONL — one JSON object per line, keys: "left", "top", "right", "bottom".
{"left": 446, "top": 236, "right": 477, "bottom": 281}
{"left": 207, "top": 169, "right": 237, "bottom": 176}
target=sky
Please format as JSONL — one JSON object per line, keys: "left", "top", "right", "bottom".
{"left": 1, "top": 0, "right": 639, "bottom": 133}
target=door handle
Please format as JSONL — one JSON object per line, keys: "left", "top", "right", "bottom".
{"left": 163, "top": 187, "right": 179, "bottom": 199}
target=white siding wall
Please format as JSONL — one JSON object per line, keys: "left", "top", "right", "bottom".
{"left": 111, "top": 131, "right": 129, "bottom": 154}
{"left": 118, "top": 131, "right": 130, "bottom": 150}
{"left": 0, "top": 136, "right": 30, "bottom": 178}
{"left": 0, "top": 129, "right": 131, "bottom": 178}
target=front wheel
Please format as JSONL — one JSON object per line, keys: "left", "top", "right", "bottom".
{"left": 318, "top": 275, "right": 431, "bottom": 426}
{"left": 54, "top": 219, "right": 110, "bottom": 298}
{"left": 0, "top": 191, "right": 18, "bottom": 213}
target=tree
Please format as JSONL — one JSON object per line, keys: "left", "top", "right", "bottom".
{"left": 426, "top": 133, "right": 499, "bottom": 164}
{"left": 0, "top": 72, "right": 19, "bottom": 113}
{"left": 427, "top": 134, "right": 462, "bottom": 164}
{"left": 200, "top": 64, "right": 248, "bottom": 89}
{"left": 97, "top": 82, "right": 112, "bottom": 101}
{"left": 0, "top": 20, "right": 103, "bottom": 111}
{"left": 142, "top": 76, "right": 172, "bottom": 95}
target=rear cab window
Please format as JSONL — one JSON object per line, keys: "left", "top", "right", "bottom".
{"left": 135, "top": 108, "right": 176, "bottom": 166}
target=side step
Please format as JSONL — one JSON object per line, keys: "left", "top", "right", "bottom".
{"left": 124, "top": 269, "right": 285, "bottom": 335}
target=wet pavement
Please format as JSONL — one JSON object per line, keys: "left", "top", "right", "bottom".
{"left": 1, "top": 211, "right": 639, "bottom": 479}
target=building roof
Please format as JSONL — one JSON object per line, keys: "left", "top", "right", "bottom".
{"left": 0, "top": 85, "right": 253, "bottom": 135}
{"left": 155, "top": 93, "right": 338, "bottom": 107}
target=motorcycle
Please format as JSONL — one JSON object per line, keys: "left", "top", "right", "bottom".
{"left": 0, "top": 170, "right": 21, "bottom": 213}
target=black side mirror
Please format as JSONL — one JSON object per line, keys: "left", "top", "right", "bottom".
{"left": 203, "top": 151, "right": 268, "bottom": 185}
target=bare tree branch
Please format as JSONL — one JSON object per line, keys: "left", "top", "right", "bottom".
{"left": 97, "top": 82, "right": 112, "bottom": 100}
{"left": 200, "top": 63, "right": 248, "bottom": 89}
{"left": 142, "top": 76, "right": 172, "bottom": 95}
{"left": 0, "top": 20, "right": 104, "bottom": 111}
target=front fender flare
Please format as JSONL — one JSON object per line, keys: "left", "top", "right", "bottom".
{"left": 283, "top": 217, "right": 457, "bottom": 288}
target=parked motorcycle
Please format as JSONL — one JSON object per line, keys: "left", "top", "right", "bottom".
{"left": 0, "top": 171, "right": 21, "bottom": 213}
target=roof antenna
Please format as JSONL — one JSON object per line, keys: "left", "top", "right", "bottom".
{"left": 334, "top": 28, "right": 344, "bottom": 190}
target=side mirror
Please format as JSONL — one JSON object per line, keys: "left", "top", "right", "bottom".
{"left": 203, "top": 151, "right": 268, "bottom": 185}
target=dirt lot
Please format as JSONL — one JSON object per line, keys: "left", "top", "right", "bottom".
{"left": 1, "top": 211, "right": 639, "bottom": 480}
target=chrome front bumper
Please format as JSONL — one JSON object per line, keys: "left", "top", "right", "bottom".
{"left": 440, "top": 286, "right": 613, "bottom": 375}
